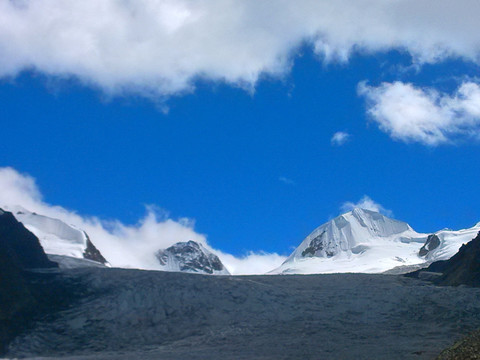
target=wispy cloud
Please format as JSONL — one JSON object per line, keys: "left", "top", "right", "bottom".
{"left": 0, "top": 1, "right": 480, "bottom": 98}
{"left": 331, "top": 131, "right": 350, "bottom": 146}
{"left": 359, "top": 81, "right": 480, "bottom": 146}
{"left": 0, "top": 167, "right": 285, "bottom": 275}
{"left": 341, "top": 195, "right": 392, "bottom": 217}
{"left": 279, "top": 176, "right": 295, "bottom": 185}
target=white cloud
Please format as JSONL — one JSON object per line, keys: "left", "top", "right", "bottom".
{"left": 279, "top": 176, "right": 295, "bottom": 185}
{"left": 0, "top": 167, "right": 285, "bottom": 275}
{"left": 359, "top": 81, "right": 480, "bottom": 145}
{"left": 331, "top": 131, "right": 350, "bottom": 146}
{"left": 218, "top": 251, "right": 287, "bottom": 275}
{"left": 1, "top": 1, "right": 480, "bottom": 97}
{"left": 341, "top": 195, "right": 392, "bottom": 217}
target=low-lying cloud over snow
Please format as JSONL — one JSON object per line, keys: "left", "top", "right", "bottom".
{"left": 219, "top": 252, "right": 288, "bottom": 276}
{"left": 341, "top": 195, "right": 392, "bottom": 217}
{"left": 359, "top": 81, "right": 480, "bottom": 146}
{"left": 1, "top": 0, "right": 480, "bottom": 97}
{"left": 0, "top": 167, "right": 285, "bottom": 274}
{"left": 331, "top": 131, "right": 350, "bottom": 146}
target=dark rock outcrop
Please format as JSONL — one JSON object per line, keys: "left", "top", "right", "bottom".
{"left": 436, "top": 329, "right": 480, "bottom": 359}
{"left": 419, "top": 234, "right": 441, "bottom": 257}
{"left": 0, "top": 208, "right": 57, "bottom": 353}
{"left": 0, "top": 241, "right": 35, "bottom": 353}
{"left": 301, "top": 230, "right": 337, "bottom": 258}
{"left": 434, "top": 231, "right": 480, "bottom": 287}
{"left": 82, "top": 232, "right": 108, "bottom": 265}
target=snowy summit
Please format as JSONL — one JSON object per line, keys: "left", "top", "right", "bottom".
{"left": 272, "top": 208, "right": 480, "bottom": 275}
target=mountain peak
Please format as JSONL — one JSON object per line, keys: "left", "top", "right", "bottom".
{"left": 273, "top": 208, "right": 420, "bottom": 274}
{"left": 156, "top": 241, "right": 230, "bottom": 275}
{"left": 345, "top": 207, "right": 390, "bottom": 222}
{"left": 273, "top": 206, "right": 480, "bottom": 275}
{"left": 349, "top": 207, "right": 372, "bottom": 214}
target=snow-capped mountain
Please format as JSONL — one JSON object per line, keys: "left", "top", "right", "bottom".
{"left": 272, "top": 208, "right": 480, "bottom": 274}
{"left": 7, "top": 206, "right": 108, "bottom": 266}
{"left": 156, "top": 240, "right": 230, "bottom": 275}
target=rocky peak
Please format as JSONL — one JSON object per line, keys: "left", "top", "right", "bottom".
{"left": 82, "top": 232, "right": 108, "bottom": 265}
{"left": 156, "top": 240, "right": 230, "bottom": 275}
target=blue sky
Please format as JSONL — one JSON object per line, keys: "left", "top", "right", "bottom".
{"left": 0, "top": 1, "right": 480, "bottom": 267}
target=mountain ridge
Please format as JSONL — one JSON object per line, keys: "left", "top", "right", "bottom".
{"left": 7, "top": 206, "right": 108, "bottom": 267}
{"left": 4, "top": 205, "right": 479, "bottom": 276}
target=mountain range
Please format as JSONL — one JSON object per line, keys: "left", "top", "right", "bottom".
{"left": 4, "top": 205, "right": 480, "bottom": 275}
{"left": 5, "top": 206, "right": 230, "bottom": 275}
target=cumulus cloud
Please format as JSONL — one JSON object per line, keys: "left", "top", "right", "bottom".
{"left": 1, "top": 0, "right": 480, "bottom": 97}
{"left": 0, "top": 167, "right": 285, "bottom": 274}
{"left": 359, "top": 81, "right": 480, "bottom": 145}
{"left": 341, "top": 195, "right": 392, "bottom": 217}
{"left": 331, "top": 131, "right": 350, "bottom": 146}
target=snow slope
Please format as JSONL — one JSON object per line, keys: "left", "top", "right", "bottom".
{"left": 6, "top": 206, "right": 107, "bottom": 265}
{"left": 425, "top": 226, "right": 480, "bottom": 261}
{"left": 272, "top": 208, "right": 480, "bottom": 274}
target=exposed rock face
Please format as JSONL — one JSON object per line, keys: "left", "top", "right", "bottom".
{"left": 301, "top": 230, "right": 337, "bottom": 257}
{"left": 156, "top": 240, "right": 230, "bottom": 275}
{"left": 82, "top": 233, "right": 108, "bottom": 265}
{"left": 419, "top": 234, "right": 441, "bottom": 257}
